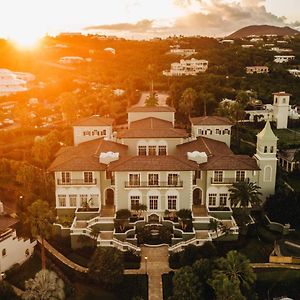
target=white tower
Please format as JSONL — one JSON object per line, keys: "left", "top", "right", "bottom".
{"left": 272, "top": 91, "right": 291, "bottom": 129}
{"left": 254, "top": 121, "right": 278, "bottom": 200}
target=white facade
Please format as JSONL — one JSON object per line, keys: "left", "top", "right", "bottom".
{"left": 59, "top": 56, "right": 85, "bottom": 64}
{"left": 274, "top": 55, "right": 295, "bottom": 63}
{"left": 246, "top": 66, "right": 269, "bottom": 74}
{"left": 242, "top": 45, "right": 254, "bottom": 48}
{"left": 191, "top": 124, "right": 232, "bottom": 147}
{"left": 73, "top": 125, "right": 113, "bottom": 146}
{"left": 273, "top": 92, "right": 290, "bottom": 129}
{"left": 170, "top": 48, "right": 196, "bottom": 56}
{"left": 0, "top": 228, "right": 36, "bottom": 273}
{"left": 288, "top": 69, "right": 300, "bottom": 78}
{"left": 163, "top": 58, "right": 208, "bottom": 76}
{"left": 0, "top": 69, "right": 28, "bottom": 96}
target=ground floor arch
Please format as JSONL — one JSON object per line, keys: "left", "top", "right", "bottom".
{"left": 105, "top": 188, "right": 114, "bottom": 206}
{"left": 193, "top": 188, "right": 203, "bottom": 206}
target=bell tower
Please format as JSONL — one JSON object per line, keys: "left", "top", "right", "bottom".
{"left": 254, "top": 121, "right": 278, "bottom": 200}
{"left": 273, "top": 91, "right": 291, "bottom": 129}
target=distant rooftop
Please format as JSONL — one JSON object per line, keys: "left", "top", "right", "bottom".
{"left": 190, "top": 116, "right": 233, "bottom": 126}
{"left": 73, "top": 115, "right": 115, "bottom": 126}
{"left": 127, "top": 106, "right": 175, "bottom": 113}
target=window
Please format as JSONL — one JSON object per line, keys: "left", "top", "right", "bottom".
{"left": 84, "top": 172, "right": 93, "bottom": 183}
{"left": 264, "top": 146, "right": 268, "bottom": 153}
{"left": 158, "top": 145, "right": 167, "bottom": 156}
{"left": 219, "top": 193, "right": 228, "bottom": 206}
{"left": 236, "top": 171, "right": 245, "bottom": 182}
{"left": 80, "top": 194, "right": 88, "bottom": 206}
{"left": 58, "top": 195, "right": 66, "bottom": 207}
{"left": 208, "top": 193, "right": 217, "bottom": 206}
{"left": 130, "top": 195, "right": 140, "bottom": 210}
{"left": 61, "top": 172, "right": 70, "bottom": 184}
{"left": 2, "top": 249, "right": 6, "bottom": 257}
{"left": 101, "top": 129, "right": 107, "bottom": 136}
{"left": 270, "top": 146, "right": 274, "bottom": 153}
{"left": 216, "top": 129, "right": 221, "bottom": 135}
{"left": 25, "top": 249, "right": 30, "bottom": 257}
{"left": 90, "top": 194, "right": 98, "bottom": 207}
{"left": 69, "top": 195, "right": 77, "bottom": 207}
{"left": 168, "top": 195, "right": 177, "bottom": 210}
{"left": 213, "top": 171, "right": 223, "bottom": 183}
{"left": 283, "top": 98, "right": 286, "bottom": 104}
{"left": 138, "top": 146, "right": 147, "bottom": 156}
{"left": 148, "top": 146, "right": 156, "bottom": 156}
{"left": 195, "top": 170, "right": 202, "bottom": 179}
{"left": 129, "top": 174, "right": 140, "bottom": 186}
{"left": 92, "top": 130, "right": 100, "bottom": 136}
{"left": 149, "top": 196, "right": 158, "bottom": 210}
{"left": 83, "top": 130, "right": 91, "bottom": 136}
{"left": 148, "top": 173, "right": 159, "bottom": 186}
{"left": 168, "top": 174, "right": 178, "bottom": 186}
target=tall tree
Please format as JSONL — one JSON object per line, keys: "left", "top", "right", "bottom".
{"left": 27, "top": 199, "right": 54, "bottom": 269}
{"left": 22, "top": 269, "right": 65, "bottom": 300}
{"left": 229, "top": 181, "right": 262, "bottom": 209}
{"left": 88, "top": 247, "right": 124, "bottom": 289}
{"left": 173, "top": 266, "right": 202, "bottom": 300}
{"left": 59, "top": 92, "right": 78, "bottom": 124}
{"left": 180, "top": 88, "right": 197, "bottom": 119}
{"left": 214, "top": 250, "right": 256, "bottom": 291}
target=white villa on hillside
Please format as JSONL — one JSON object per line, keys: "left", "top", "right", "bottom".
{"left": 0, "top": 211, "right": 36, "bottom": 274}
{"left": 163, "top": 58, "right": 208, "bottom": 76}
{"left": 246, "top": 66, "right": 269, "bottom": 74}
{"left": 0, "top": 69, "right": 28, "bottom": 96}
{"left": 59, "top": 56, "right": 85, "bottom": 64}
{"left": 274, "top": 55, "right": 295, "bottom": 63}
{"left": 246, "top": 91, "right": 293, "bottom": 129}
{"left": 288, "top": 69, "right": 300, "bottom": 78}
{"left": 169, "top": 48, "right": 197, "bottom": 56}
{"left": 49, "top": 105, "right": 278, "bottom": 251}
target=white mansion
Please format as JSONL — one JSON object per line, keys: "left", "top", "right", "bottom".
{"left": 50, "top": 105, "right": 278, "bottom": 251}
{"left": 163, "top": 58, "right": 208, "bottom": 76}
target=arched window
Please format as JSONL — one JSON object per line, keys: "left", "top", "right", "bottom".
{"left": 2, "top": 249, "right": 6, "bottom": 257}
{"left": 264, "top": 146, "right": 268, "bottom": 153}
{"left": 264, "top": 166, "right": 272, "bottom": 182}
{"left": 270, "top": 146, "right": 274, "bottom": 153}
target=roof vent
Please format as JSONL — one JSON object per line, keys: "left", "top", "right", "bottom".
{"left": 99, "top": 152, "right": 119, "bottom": 164}
{"left": 187, "top": 151, "right": 208, "bottom": 164}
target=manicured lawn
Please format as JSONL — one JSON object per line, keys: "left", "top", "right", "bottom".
{"left": 274, "top": 128, "right": 300, "bottom": 146}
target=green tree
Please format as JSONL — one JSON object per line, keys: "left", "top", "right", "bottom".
{"left": 59, "top": 92, "right": 78, "bottom": 124}
{"left": 214, "top": 250, "right": 256, "bottom": 291}
{"left": 229, "top": 181, "right": 262, "bottom": 209}
{"left": 179, "top": 88, "right": 197, "bottom": 118}
{"left": 0, "top": 281, "right": 19, "bottom": 300}
{"left": 88, "top": 247, "right": 124, "bottom": 289}
{"left": 172, "top": 266, "right": 202, "bottom": 300}
{"left": 145, "top": 92, "right": 158, "bottom": 107}
{"left": 209, "top": 273, "right": 245, "bottom": 300}
{"left": 27, "top": 200, "right": 54, "bottom": 269}
{"left": 22, "top": 269, "right": 65, "bottom": 300}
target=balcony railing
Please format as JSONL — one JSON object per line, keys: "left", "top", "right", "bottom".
{"left": 210, "top": 178, "right": 250, "bottom": 185}
{"left": 57, "top": 179, "right": 97, "bottom": 185}
{"left": 124, "top": 181, "right": 183, "bottom": 188}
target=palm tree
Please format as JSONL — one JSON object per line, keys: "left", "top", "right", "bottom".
{"left": 22, "top": 269, "right": 65, "bottom": 300}
{"left": 214, "top": 250, "right": 256, "bottom": 291}
{"left": 180, "top": 88, "right": 197, "bottom": 119}
{"left": 229, "top": 181, "right": 262, "bottom": 209}
{"left": 27, "top": 199, "right": 54, "bottom": 269}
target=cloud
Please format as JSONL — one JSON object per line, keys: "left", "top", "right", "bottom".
{"left": 84, "top": 19, "right": 154, "bottom": 33}
{"left": 84, "top": 0, "right": 298, "bottom": 37}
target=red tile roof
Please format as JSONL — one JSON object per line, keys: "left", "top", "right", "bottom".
{"left": 0, "top": 216, "right": 19, "bottom": 235}
{"left": 190, "top": 116, "right": 233, "bottom": 126}
{"left": 118, "top": 117, "right": 188, "bottom": 138}
{"left": 107, "top": 155, "right": 197, "bottom": 171}
{"left": 128, "top": 106, "right": 175, "bottom": 112}
{"left": 73, "top": 115, "right": 115, "bottom": 126}
{"left": 48, "top": 138, "right": 128, "bottom": 172}
{"left": 272, "top": 92, "right": 292, "bottom": 96}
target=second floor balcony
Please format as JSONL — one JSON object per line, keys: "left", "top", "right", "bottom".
{"left": 124, "top": 181, "right": 183, "bottom": 188}
{"left": 210, "top": 178, "right": 250, "bottom": 185}
{"left": 57, "top": 179, "right": 97, "bottom": 186}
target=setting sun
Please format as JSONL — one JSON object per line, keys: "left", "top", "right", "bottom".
{"left": 10, "top": 32, "right": 41, "bottom": 49}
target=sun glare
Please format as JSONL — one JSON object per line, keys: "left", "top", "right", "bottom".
{"left": 10, "top": 32, "right": 42, "bottom": 49}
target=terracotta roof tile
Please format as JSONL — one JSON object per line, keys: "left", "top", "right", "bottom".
{"left": 190, "top": 116, "right": 233, "bottom": 126}
{"left": 73, "top": 115, "right": 115, "bottom": 126}
{"left": 118, "top": 117, "right": 188, "bottom": 138}
{"left": 48, "top": 138, "right": 128, "bottom": 172}
{"left": 127, "top": 106, "right": 175, "bottom": 112}
{"left": 0, "top": 216, "right": 19, "bottom": 234}
{"left": 107, "top": 155, "right": 197, "bottom": 171}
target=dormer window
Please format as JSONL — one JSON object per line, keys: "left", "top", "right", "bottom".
{"left": 158, "top": 145, "right": 167, "bottom": 155}
{"left": 148, "top": 146, "right": 156, "bottom": 156}
{"left": 138, "top": 146, "right": 147, "bottom": 156}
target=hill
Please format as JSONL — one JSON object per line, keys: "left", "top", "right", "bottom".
{"left": 228, "top": 25, "right": 299, "bottom": 39}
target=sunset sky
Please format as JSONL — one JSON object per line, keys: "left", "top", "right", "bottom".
{"left": 1, "top": 0, "right": 299, "bottom": 44}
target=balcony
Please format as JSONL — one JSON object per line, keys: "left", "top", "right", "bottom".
{"left": 57, "top": 179, "right": 97, "bottom": 186}
{"left": 124, "top": 181, "right": 183, "bottom": 188}
{"left": 210, "top": 178, "right": 250, "bottom": 185}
